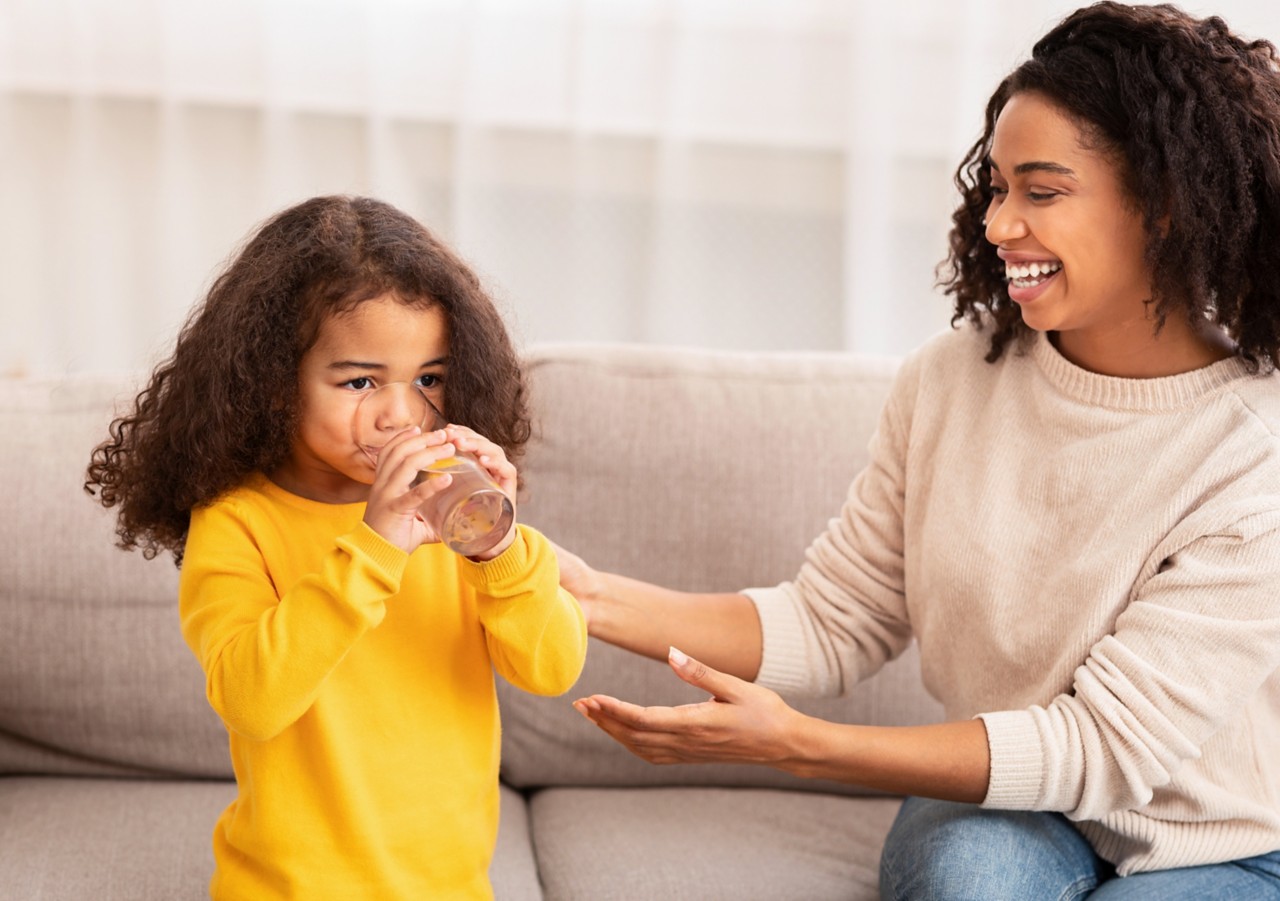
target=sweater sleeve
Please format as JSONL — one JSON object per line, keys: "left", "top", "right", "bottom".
{"left": 458, "top": 524, "right": 587, "bottom": 697}
{"left": 980, "top": 509, "right": 1280, "bottom": 819}
{"left": 178, "top": 500, "right": 408, "bottom": 741}
{"left": 743, "top": 356, "right": 918, "bottom": 697}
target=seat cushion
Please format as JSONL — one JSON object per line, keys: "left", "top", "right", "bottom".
{"left": 0, "top": 776, "right": 234, "bottom": 901}
{"left": 527, "top": 786, "right": 902, "bottom": 901}
{"left": 0, "top": 777, "right": 540, "bottom": 900}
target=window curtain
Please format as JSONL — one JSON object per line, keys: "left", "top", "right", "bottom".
{"left": 2, "top": 0, "right": 1277, "bottom": 376}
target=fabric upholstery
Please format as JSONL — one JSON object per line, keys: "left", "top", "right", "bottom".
{"left": 0, "top": 377, "right": 229, "bottom": 778}
{"left": 501, "top": 345, "right": 943, "bottom": 793}
{"left": 1, "top": 344, "right": 932, "bottom": 900}
{"left": 528, "top": 786, "right": 901, "bottom": 901}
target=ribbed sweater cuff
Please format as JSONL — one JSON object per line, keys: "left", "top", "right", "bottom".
{"left": 458, "top": 524, "right": 534, "bottom": 591}
{"left": 340, "top": 522, "right": 410, "bottom": 590}
{"left": 977, "top": 709, "right": 1045, "bottom": 809}
{"left": 742, "top": 585, "right": 816, "bottom": 694}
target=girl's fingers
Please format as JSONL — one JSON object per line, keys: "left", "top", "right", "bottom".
{"left": 445, "top": 426, "right": 517, "bottom": 493}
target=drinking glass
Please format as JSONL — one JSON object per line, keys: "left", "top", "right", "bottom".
{"left": 351, "top": 382, "right": 514, "bottom": 556}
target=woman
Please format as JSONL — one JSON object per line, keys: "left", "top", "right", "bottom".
{"left": 561, "top": 3, "right": 1280, "bottom": 896}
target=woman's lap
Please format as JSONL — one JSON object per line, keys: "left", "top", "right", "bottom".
{"left": 879, "top": 797, "right": 1280, "bottom": 901}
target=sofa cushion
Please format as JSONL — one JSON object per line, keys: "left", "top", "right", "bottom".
{"left": 0, "top": 777, "right": 539, "bottom": 900}
{"left": 0, "top": 377, "right": 231, "bottom": 778}
{"left": 0, "top": 776, "right": 234, "bottom": 900}
{"left": 503, "top": 345, "right": 944, "bottom": 795}
{"left": 527, "top": 786, "right": 900, "bottom": 901}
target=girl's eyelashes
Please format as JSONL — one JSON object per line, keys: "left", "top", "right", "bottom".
{"left": 338, "top": 374, "right": 441, "bottom": 391}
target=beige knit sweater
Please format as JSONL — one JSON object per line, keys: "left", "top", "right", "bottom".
{"left": 745, "top": 325, "right": 1280, "bottom": 875}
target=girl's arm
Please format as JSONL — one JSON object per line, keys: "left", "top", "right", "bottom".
{"left": 574, "top": 647, "right": 990, "bottom": 803}
{"left": 180, "top": 502, "right": 401, "bottom": 742}
{"left": 553, "top": 541, "right": 764, "bottom": 682}
{"left": 466, "top": 525, "right": 587, "bottom": 697}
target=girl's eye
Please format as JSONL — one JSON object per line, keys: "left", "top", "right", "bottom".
{"left": 415, "top": 374, "right": 441, "bottom": 390}
{"left": 343, "top": 377, "right": 374, "bottom": 391}
{"left": 989, "top": 184, "right": 1008, "bottom": 197}
{"left": 1028, "top": 191, "right": 1058, "bottom": 202}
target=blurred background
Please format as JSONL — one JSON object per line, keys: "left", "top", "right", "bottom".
{"left": 2, "top": 0, "right": 1277, "bottom": 377}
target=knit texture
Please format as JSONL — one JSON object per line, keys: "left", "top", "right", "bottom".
{"left": 746, "top": 326, "right": 1280, "bottom": 874}
{"left": 178, "top": 474, "right": 586, "bottom": 900}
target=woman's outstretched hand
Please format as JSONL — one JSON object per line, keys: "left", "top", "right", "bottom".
{"left": 572, "top": 647, "right": 806, "bottom": 768}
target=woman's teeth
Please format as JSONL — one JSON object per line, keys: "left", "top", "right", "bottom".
{"left": 1005, "top": 260, "right": 1062, "bottom": 287}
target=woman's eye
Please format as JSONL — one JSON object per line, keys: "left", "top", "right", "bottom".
{"left": 1028, "top": 191, "right": 1058, "bottom": 202}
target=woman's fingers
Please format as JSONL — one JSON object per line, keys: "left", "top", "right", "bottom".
{"left": 573, "top": 649, "right": 803, "bottom": 768}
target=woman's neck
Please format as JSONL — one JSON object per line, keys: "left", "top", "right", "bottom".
{"left": 1050, "top": 316, "right": 1237, "bottom": 378}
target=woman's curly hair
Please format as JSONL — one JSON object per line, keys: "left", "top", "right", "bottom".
{"left": 941, "top": 1, "right": 1280, "bottom": 368}
{"left": 85, "top": 195, "right": 531, "bottom": 564}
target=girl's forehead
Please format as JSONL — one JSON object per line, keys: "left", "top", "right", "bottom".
{"left": 312, "top": 296, "right": 448, "bottom": 358}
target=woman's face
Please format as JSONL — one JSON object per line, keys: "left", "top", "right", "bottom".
{"left": 984, "top": 91, "right": 1154, "bottom": 345}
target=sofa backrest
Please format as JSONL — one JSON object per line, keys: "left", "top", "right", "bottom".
{"left": 0, "top": 344, "right": 944, "bottom": 786}
{"left": 502, "top": 344, "right": 943, "bottom": 796}
{"left": 0, "top": 374, "right": 231, "bottom": 778}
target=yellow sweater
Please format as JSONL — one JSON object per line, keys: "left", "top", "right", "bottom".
{"left": 178, "top": 474, "right": 587, "bottom": 900}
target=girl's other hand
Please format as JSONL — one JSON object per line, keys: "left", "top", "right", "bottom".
{"left": 362, "top": 425, "right": 459, "bottom": 554}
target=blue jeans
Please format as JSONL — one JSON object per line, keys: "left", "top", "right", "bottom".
{"left": 879, "top": 797, "right": 1280, "bottom": 900}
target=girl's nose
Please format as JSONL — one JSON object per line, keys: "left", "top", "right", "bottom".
{"left": 373, "top": 383, "right": 428, "bottom": 432}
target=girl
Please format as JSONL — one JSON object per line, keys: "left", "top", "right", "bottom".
{"left": 560, "top": 3, "right": 1280, "bottom": 897}
{"left": 85, "top": 195, "right": 587, "bottom": 900}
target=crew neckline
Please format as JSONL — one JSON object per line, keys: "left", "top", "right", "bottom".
{"left": 251, "top": 471, "right": 367, "bottom": 514}
{"left": 1030, "top": 331, "right": 1252, "bottom": 411}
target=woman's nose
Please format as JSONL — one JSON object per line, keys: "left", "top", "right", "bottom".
{"left": 984, "top": 202, "right": 1027, "bottom": 245}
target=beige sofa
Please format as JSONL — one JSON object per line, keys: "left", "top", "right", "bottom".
{"left": 0, "top": 343, "right": 944, "bottom": 900}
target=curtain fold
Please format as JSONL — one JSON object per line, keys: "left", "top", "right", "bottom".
{"left": 2, "top": 0, "right": 1277, "bottom": 376}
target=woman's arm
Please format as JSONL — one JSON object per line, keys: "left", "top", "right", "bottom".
{"left": 574, "top": 647, "right": 990, "bottom": 803}
{"left": 553, "top": 541, "right": 764, "bottom": 682}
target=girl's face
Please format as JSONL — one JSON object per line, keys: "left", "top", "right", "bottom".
{"left": 984, "top": 91, "right": 1155, "bottom": 357}
{"left": 272, "top": 294, "right": 448, "bottom": 504}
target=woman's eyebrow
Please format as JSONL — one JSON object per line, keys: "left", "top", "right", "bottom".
{"left": 988, "top": 157, "right": 1078, "bottom": 179}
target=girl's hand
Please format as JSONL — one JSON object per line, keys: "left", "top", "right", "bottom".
{"left": 442, "top": 424, "right": 518, "bottom": 561}
{"left": 572, "top": 648, "right": 806, "bottom": 768}
{"left": 362, "top": 425, "right": 461, "bottom": 554}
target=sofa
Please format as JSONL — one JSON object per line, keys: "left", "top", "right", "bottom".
{"left": 0, "top": 342, "right": 945, "bottom": 900}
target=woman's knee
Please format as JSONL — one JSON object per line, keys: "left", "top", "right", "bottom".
{"left": 879, "top": 797, "right": 1105, "bottom": 901}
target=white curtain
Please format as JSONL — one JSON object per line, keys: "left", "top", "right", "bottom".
{"left": 2, "top": 0, "right": 1278, "bottom": 376}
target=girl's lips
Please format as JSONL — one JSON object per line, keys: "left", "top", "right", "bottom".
{"left": 1006, "top": 267, "right": 1061, "bottom": 304}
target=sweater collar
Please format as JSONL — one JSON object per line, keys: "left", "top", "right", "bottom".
{"left": 1029, "top": 331, "right": 1254, "bottom": 411}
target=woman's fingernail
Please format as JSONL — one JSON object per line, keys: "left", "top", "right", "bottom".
{"left": 669, "top": 646, "right": 689, "bottom": 667}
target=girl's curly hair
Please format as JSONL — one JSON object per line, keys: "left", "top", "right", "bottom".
{"left": 85, "top": 195, "right": 531, "bottom": 564}
{"left": 941, "top": 1, "right": 1280, "bottom": 368}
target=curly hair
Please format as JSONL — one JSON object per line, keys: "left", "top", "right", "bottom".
{"left": 940, "top": 1, "right": 1280, "bottom": 368}
{"left": 85, "top": 195, "right": 531, "bottom": 564}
